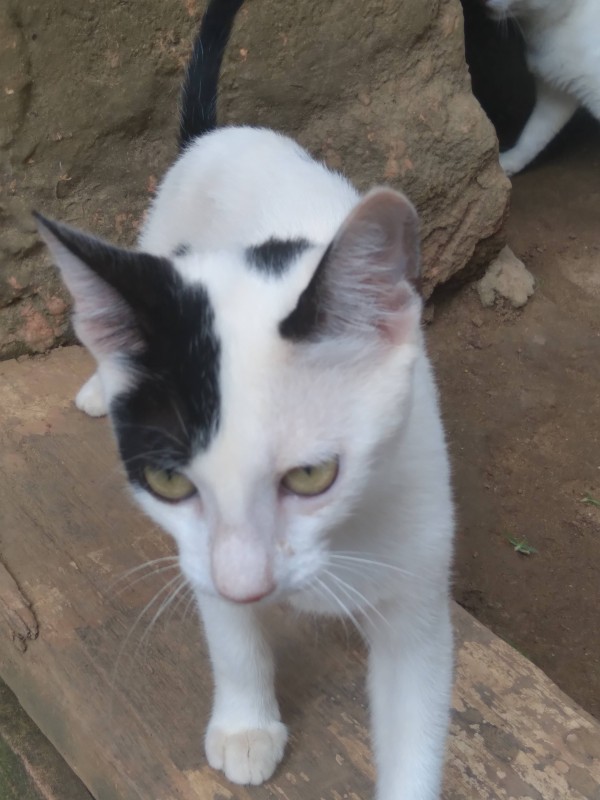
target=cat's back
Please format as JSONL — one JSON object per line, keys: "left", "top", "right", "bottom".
{"left": 139, "top": 126, "right": 358, "bottom": 255}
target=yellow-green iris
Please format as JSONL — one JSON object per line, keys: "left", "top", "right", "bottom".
{"left": 281, "top": 459, "right": 339, "bottom": 497}
{"left": 143, "top": 466, "right": 196, "bottom": 502}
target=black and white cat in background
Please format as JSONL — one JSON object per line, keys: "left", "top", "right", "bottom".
{"left": 35, "top": 1, "right": 454, "bottom": 798}
{"left": 485, "top": 0, "right": 600, "bottom": 175}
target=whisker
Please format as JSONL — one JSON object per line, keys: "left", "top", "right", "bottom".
{"left": 109, "top": 556, "right": 179, "bottom": 591}
{"left": 110, "top": 572, "right": 183, "bottom": 707}
{"left": 166, "top": 394, "right": 192, "bottom": 451}
{"left": 330, "top": 552, "right": 419, "bottom": 581}
{"left": 181, "top": 589, "right": 198, "bottom": 628}
{"left": 118, "top": 449, "right": 187, "bottom": 470}
{"left": 324, "top": 569, "right": 390, "bottom": 634}
{"left": 165, "top": 581, "right": 194, "bottom": 626}
{"left": 114, "top": 421, "right": 189, "bottom": 452}
{"left": 111, "top": 563, "right": 181, "bottom": 598}
{"left": 314, "top": 576, "right": 366, "bottom": 638}
{"left": 136, "top": 576, "right": 189, "bottom": 658}
{"left": 327, "top": 559, "right": 400, "bottom": 593}
{"left": 308, "top": 578, "right": 352, "bottom": 645}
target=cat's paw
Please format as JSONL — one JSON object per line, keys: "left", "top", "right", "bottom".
{"left": 499, "top": 150, "right": 524, "bottom": 177}
{"left": 75, "top": 373, "right": 108, "bottom": 417}
{"left": 205, "top": 721, "right": 288, "bottom": 785}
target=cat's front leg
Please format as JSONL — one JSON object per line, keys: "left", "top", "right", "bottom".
{"left": 499, "top": 80, "right": 578, "bottom": 176}
{"left": 367, "top": 599, "right": 453, "bottom": 800}
{"left": 197, "top": 594, "right": 287, "bottom": 785}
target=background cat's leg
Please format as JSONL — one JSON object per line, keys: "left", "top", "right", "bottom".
{"left": 75, "top": 372, "right": 108, "bottom": 417}
{"left": 367, "top": 600, "right": 453, "bottom": 800}
{"left": 499, "top": 81, "right": 578, "bottom": 175}
{"left": 197, "top": 595, "right": 287, "bottom": 785}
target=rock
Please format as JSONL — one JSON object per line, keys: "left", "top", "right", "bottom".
{"left": 1, "top": 0, "right": 510, "bottom": 358}
{"left": 477, "top": 246, "right": 535, "bottom": 308}
{"left": 423, "top": 303, "right": 436, "bottom": 325}
{"left": 221, "top": 0, "right": 510, "bottom": 295}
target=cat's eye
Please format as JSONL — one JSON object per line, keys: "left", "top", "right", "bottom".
{"left": 281, "top": 458, "right": 339, "bottom": 497}
{"left": 143, "top": 466, "right": 197, "bottom": 502}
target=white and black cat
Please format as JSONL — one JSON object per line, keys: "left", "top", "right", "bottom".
{"left": 36, "top": 1, "right": 454, "bottom": 798}
{"left": 485, "top": 0, "right": 600, "bottom": 175}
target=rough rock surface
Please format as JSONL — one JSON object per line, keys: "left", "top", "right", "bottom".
{"left": 221, "top": 0, "right": 510, "bottom": 293}
{"left": 0, "top": 0, "right": 510, "bottom": 359}
{"left": 477, "top": 245, "right": 535, "bottom": 308}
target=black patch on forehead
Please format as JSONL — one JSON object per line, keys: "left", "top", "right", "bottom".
{"left": 246, "top": 237, "right": 311, "bottom": 277}
{"left": 172, "top": 242, "right": 191, "bottom": 257}
{"left": 111, "top": 278, "right": 220, "bottom": 486}
{"left": 279, "top": 244, "right": 330, "bottom": 341}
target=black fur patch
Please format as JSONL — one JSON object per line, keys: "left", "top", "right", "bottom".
{"left": 246, "top": 238, "right": 311, "bottom": 277}
{"left": 173, "top": 243, "right": 191, "bottom": 257}
{"left": 279, "top": 245, "right": 330, "bottom": 340}
{"left": 35, "top": 212, "right": 221, "bottom": 484}
{"left": 111, "top": 281, "right": 221, "bottom": 486}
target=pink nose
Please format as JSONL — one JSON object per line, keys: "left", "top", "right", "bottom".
{"left": 211, "top": 534, "right": 275, "bottom": 604}
{"left": 219, "top": 584, "right": 275, "bottom": 604}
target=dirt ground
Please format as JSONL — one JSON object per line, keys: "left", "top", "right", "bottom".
{"left": 430, "top": 115, "right": 600, "bottom": 719}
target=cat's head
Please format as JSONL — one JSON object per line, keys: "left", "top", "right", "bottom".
{"left": 36, "top": 189, "right": 422, "bottom": 605}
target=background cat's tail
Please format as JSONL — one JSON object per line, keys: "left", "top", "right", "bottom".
{"left": 179, "top": 0, "right": 245, "bottom": 150}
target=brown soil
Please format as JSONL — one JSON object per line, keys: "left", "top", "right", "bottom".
{"left": 430, "top": 116, "right": 600, "bottom": 719}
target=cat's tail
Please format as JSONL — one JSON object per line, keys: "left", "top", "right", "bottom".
{"left": 179, "top": 0, "right": 245, "bottom": 151}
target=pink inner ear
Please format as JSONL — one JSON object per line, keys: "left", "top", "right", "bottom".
{"left": 74, "top": 304, "right": 143, "bottom": 359}
{"left": 35, "top": 215, "right": 146, "bottom": 361}
{"left": 66, "top": 268, "right": 143, "bottom": 359}
{"left": 376, "top": 284, "right": 421, "bottom": 345}
{"left": 333, "top": 187, "right": 420, "bottom": 289}
{"left": 315, "top": 188, "right": 422, "bottom": 343}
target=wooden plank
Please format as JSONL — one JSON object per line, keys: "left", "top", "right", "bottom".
{"left": 0, "top": 678, "right": 93, "bottom": 800}
{"left": 0, "top": 346, "right": 598, "bottom": 800}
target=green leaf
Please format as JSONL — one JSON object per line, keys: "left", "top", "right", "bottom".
{"left": 581, "top": 494, "right": 600, "bottom": 508}
{"left": 507, "top": 536, "right": 537, "bottom": 555}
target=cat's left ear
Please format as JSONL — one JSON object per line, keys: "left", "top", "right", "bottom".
{"left": 34, "top": 213, "right": 173, "bottom": 361}
{"left": 280, "top": 188, "right": 422, "bottom": 346}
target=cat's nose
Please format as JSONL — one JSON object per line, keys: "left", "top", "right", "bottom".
{"left": 211, "top": 531, "right": 275, "bottom": 603}
{"left": 214, "top": 573, "right": 276, "bottom": 604}
{"left": 221, "top": 585, "right": 275, "bottom": 604}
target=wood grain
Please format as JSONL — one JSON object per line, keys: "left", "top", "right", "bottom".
{"left": 0, "top": 347, "right": 598, "bottom": 800}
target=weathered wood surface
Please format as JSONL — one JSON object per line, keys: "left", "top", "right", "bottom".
{"left": 0, "top": 678, "right": 92, "bottom": 800}
{"left": 0, "top": 346, "right": 598, "bottom": 800}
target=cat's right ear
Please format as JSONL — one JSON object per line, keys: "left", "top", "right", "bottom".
{"left": 34, "top": 213, "right": 172, "bottom": 361}
{"left": 280, "top": 188, "right": 422, "bottom": 347}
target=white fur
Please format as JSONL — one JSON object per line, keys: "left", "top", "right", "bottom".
{"left": 486, "top": 0, "right": 600, "bottom": 174}
{"left": 78, "top": 127, "right": 454, "bottom": 799}
{"left": 75, "top": 373, "right": 107, "bottom": 416}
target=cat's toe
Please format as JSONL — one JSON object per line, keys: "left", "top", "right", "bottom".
{"left": 205, "top": 722, "right": 288, "bottom": 785}
{"left": 498, "top": 151, "right": 521, "bottom": 177}
{"left": 75, "top": 373, "right": 108, "bottom": 417}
